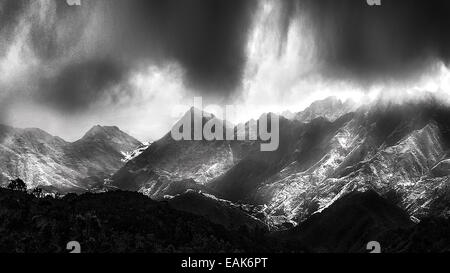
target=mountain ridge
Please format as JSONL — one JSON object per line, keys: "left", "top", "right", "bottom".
{"left": 109, "top": 95, "right": 450, "bottom": 228}
{"left": 0, "top": 124, "right": 142, "bottom": 193}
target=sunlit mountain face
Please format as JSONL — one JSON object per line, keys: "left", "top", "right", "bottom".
{"left": 1, "top": 0, "right": 450, "bottom": 254}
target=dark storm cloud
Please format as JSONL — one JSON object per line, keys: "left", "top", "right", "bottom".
{"left": 37, "top": 58, "right": 126, "bottom": 113}
{"left": 13, "top": 0, "right": 258, "bottom": 112}
{"left": 10, "top": 0, "right": 450, "bottom": 115}
{"left": 283, "top": 0, "right": 450, "bottom": 81}
{"left": 108, "top": 0, "right": 258, "bottom": 96}
{"left": 0, "top": 0, "right": 26, "bottom": 32}
{"left": 0, "top": 0, "right": 27, "bottom": 53}
{"left": 277, "top": 0, "right": 298, "bottom": 56}
{"left": 28, "top": 1, "right": 88, "bottom": 61}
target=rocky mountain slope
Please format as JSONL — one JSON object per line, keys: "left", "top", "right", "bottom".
{"left": 110, "top": 96, "right": 450, "bottom": 228}
{"left": 110, "top": 108, "right": 236, "bottom": 197}
{"left": 2, "top": 96, "right": 450, "bottom": 252}
{"left": 0, "top": 125, "right": 141, "bottom": 193}
{"left": 239, "top": 98, "right": 450, "bottom": 225}
{"left": 249, "top": 102, "right": 447, "bottom": 222}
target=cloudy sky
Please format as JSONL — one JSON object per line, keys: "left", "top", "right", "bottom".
{"left": 1, "top": 0, "right": 450, "bottom": 141}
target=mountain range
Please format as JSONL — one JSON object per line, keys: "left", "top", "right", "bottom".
{"left": 109, "top": 95, "right": 450, "bottom": 228}
{"left": 2, "top": 95, "right": 450, "bottom": 247}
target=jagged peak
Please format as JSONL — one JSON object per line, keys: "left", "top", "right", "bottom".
{"left": 81, "top": 125, "right": 136, "bottom": 142}
{"left": 295, "top": 96, "right": 357, "bottom": 123}
{"left": 174, "top": 107, "right": 233, "bottom": 129}
{"left": 184, "top": 107, "right": 215, "bottom": 120}
{"left": 309, "top": 96, "right": 341, "bottom": 106}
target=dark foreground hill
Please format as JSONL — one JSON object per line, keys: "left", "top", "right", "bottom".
{"left": 0, "top": 188, "right": 449, "bottom": 253}
{"left": 281, "top": 190, "right": 414, "bottom": 252}
{"left": 0, "top": 188, "right": 275, "bottom": 253}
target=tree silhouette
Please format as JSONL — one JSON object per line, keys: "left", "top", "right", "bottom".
{"left": 7, "top": 178, "right": 27, "bottom": 192}
{"left": 32, "top": 187, "right": 44, "bottom": 198}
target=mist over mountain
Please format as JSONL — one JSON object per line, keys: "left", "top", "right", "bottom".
{"left": 3, "top": 0, "right": 450, "bottom": 142}
{"left": 293, "top": 97, "right": 357, "bottom": 123}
